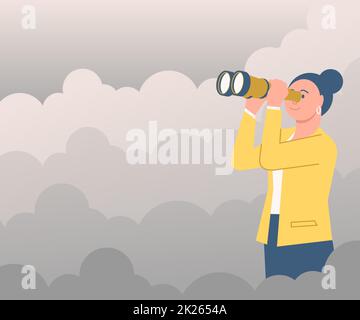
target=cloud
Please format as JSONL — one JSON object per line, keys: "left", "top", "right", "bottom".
{"left": 2, "top": 241, "right": 360, "bottom": 299}
{"left": 0, "top": 69, "right": 244, "bottom": 161}
{"left": 52, "top": 248, "right": 153, "bottom": 300}
{"left": 255, "top": 241, "right": 360, "bottom": 300}
{"left": 0, "top": 181, "right": 265, "bottom": 290}
{"left": 0, "top": 125, "right": 266, "bottom": 223}
{"left": 0, "top": 249, "right": 182, "bottom": 300}
{"left": 329, "top": 168, "right": 360, "bottom": 245}
{"left": 0, "top": 152, "right": 47, "bottom": 223}
{"left": 245, "top": 0, "right": 360, "bottom": 82}
{"left": 326, "top": 241, "right": 360, "bottom": 299}
{"left": 0, "top": 265, "right": 48, "bottom": 300}
{"left": 323, "top": 58, "right": 360, "bottom": 174}
{"left": 183, "top": 273, "right": 254, "bottom": 300}
{"left": 255, "top": 272, "right": 337, "bottom": 300}
{"left": 0, "top": 0, "right": 311, "bottom": 100}
{"left": 1, "top": 166, "right": 360, "bottom": 295}
{"left": 1, "top": 63, "right": 359, "bottom": 175}
{"left": 0, "top": 184, "right": 108, "bottom": 281}
{"left": 0, "top": 63, "right": 359, "bottom": 223}
{"left": 0, "top": 89, "right": 359, "bottom": 292}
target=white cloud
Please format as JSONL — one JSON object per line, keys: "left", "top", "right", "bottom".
{"left": 245, "top": 0, "right": 360, "bottom": 82}
{"left": 0, "top": 69, "right": 243, "bottom": 162}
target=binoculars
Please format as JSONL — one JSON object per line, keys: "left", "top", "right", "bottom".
{"left": 216, "top": 71, "right": 302, "bottom": 103}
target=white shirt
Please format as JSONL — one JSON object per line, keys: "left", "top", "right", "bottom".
{"left": 244, "top": 107, "right": 294, "bottom": 215}
{"left": 270, "top": 132, "right": 294, "bottom": 215}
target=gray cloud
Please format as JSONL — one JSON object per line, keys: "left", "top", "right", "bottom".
{"left": 329, "top": 168, "right": 360, "bottom": 245}
{"left": 184, "top": 273, "right": 254, "bottom": 300}
{"left": 0, "top": 265, "right": 48, "bottom": 300}
{"left": 256, "top": 242, "right": 360, "bottom": 300}
{"left": 0, "top": 126, "right": 266, "bottom": 223}
{"left": 0, "top": 162, "right": 360, "bottom": 296}
{"left": 1, "top": 240, "right": 360, "bottom": 299}
{"left": 0, "top": 96, "right": 359, "bottom": 294}
{"left": 48, "top": 248, "right": 183, "bottom": 300}
{"left": 326, "top": 242, "right": 360, "bottom": 299}
{"left": 0, "top": 249, "right": 182, "bottom": 300}
{"left": 0, "top": 182, "right": 265, "bottom": 289}
{"left": 323, "top": 58, "right": 360, "bottom": 174}
{"left": 0, "top": 0, "right": 311, "bottom": 100}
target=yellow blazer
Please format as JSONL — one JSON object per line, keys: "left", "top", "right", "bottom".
{"left": 233, "top": 109, "right": 337, "bottom": 247}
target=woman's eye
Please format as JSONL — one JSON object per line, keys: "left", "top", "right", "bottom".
{"left": 301, "top": 94, "right": 305, "bottom": 99}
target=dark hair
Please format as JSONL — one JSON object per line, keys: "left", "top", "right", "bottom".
{"left": 290, "top": 69, "right": 343, "bottom": 115}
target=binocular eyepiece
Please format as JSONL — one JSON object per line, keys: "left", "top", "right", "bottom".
{"left": 216, "top": 71, "right": 302, "bottom": 103}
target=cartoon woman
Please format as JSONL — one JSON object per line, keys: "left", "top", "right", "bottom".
{"left": 233, "top": 69, "right": 343, "bottom": 279}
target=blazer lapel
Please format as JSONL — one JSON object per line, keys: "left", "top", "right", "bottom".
{"left": 280, "top": 128, "right": 296, "bottom": 142}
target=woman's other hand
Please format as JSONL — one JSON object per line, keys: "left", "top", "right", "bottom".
{"left": 245, "top": 98, "right": 266, "bottom": 116}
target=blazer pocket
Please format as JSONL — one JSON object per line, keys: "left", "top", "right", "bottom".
{"left": 291, "top": 220, "right": 318, "bottom": 228}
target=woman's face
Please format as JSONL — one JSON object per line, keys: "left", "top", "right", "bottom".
{"left": 285, "top": 79, "right": 324, "bottom": 122}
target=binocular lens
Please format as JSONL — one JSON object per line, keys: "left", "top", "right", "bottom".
{"left": 216, "top": 71, "right": 233, "bottom": 96}
{"left": 216, "top": 71, "right": 251, "bottom": 97}
{"left": 232, "top": 72, "right": 245, "bottom": 95}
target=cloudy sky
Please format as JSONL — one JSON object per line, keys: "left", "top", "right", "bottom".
{"left": 1, "top": 0, "right": 313, "bottom": 100}
{"left": 0, "top": 0, "right": 360, "bottom": 299}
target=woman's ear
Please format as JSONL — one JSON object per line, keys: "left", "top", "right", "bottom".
{"left": 318, "top": 95, "right": 325, "bottom": 107}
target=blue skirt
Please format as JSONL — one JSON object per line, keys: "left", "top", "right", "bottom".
{"left": 264, "top": 215, "right": 334, "bottom": 279}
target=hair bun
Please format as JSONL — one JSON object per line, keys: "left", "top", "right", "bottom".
{"left": 320, "top": 69, "right": 344, "bottom": 94}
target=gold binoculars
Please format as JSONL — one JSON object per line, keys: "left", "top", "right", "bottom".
{"left": 216, "top": 71, "right": 302, "bottom": 103}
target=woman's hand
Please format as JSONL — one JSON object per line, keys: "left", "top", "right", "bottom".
{"left": 245, "top": 98, "right": 266, "bottom": 116}
{"left": 266, "top": 79, "right": 289, "bottom": 107}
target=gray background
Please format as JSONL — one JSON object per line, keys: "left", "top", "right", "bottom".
{"left": 0, "top": 0, "right": 360, "bottom": 299}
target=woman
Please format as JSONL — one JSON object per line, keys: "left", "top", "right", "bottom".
{"left": 233, "top": 69, "right": 343, "bottom": 279}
